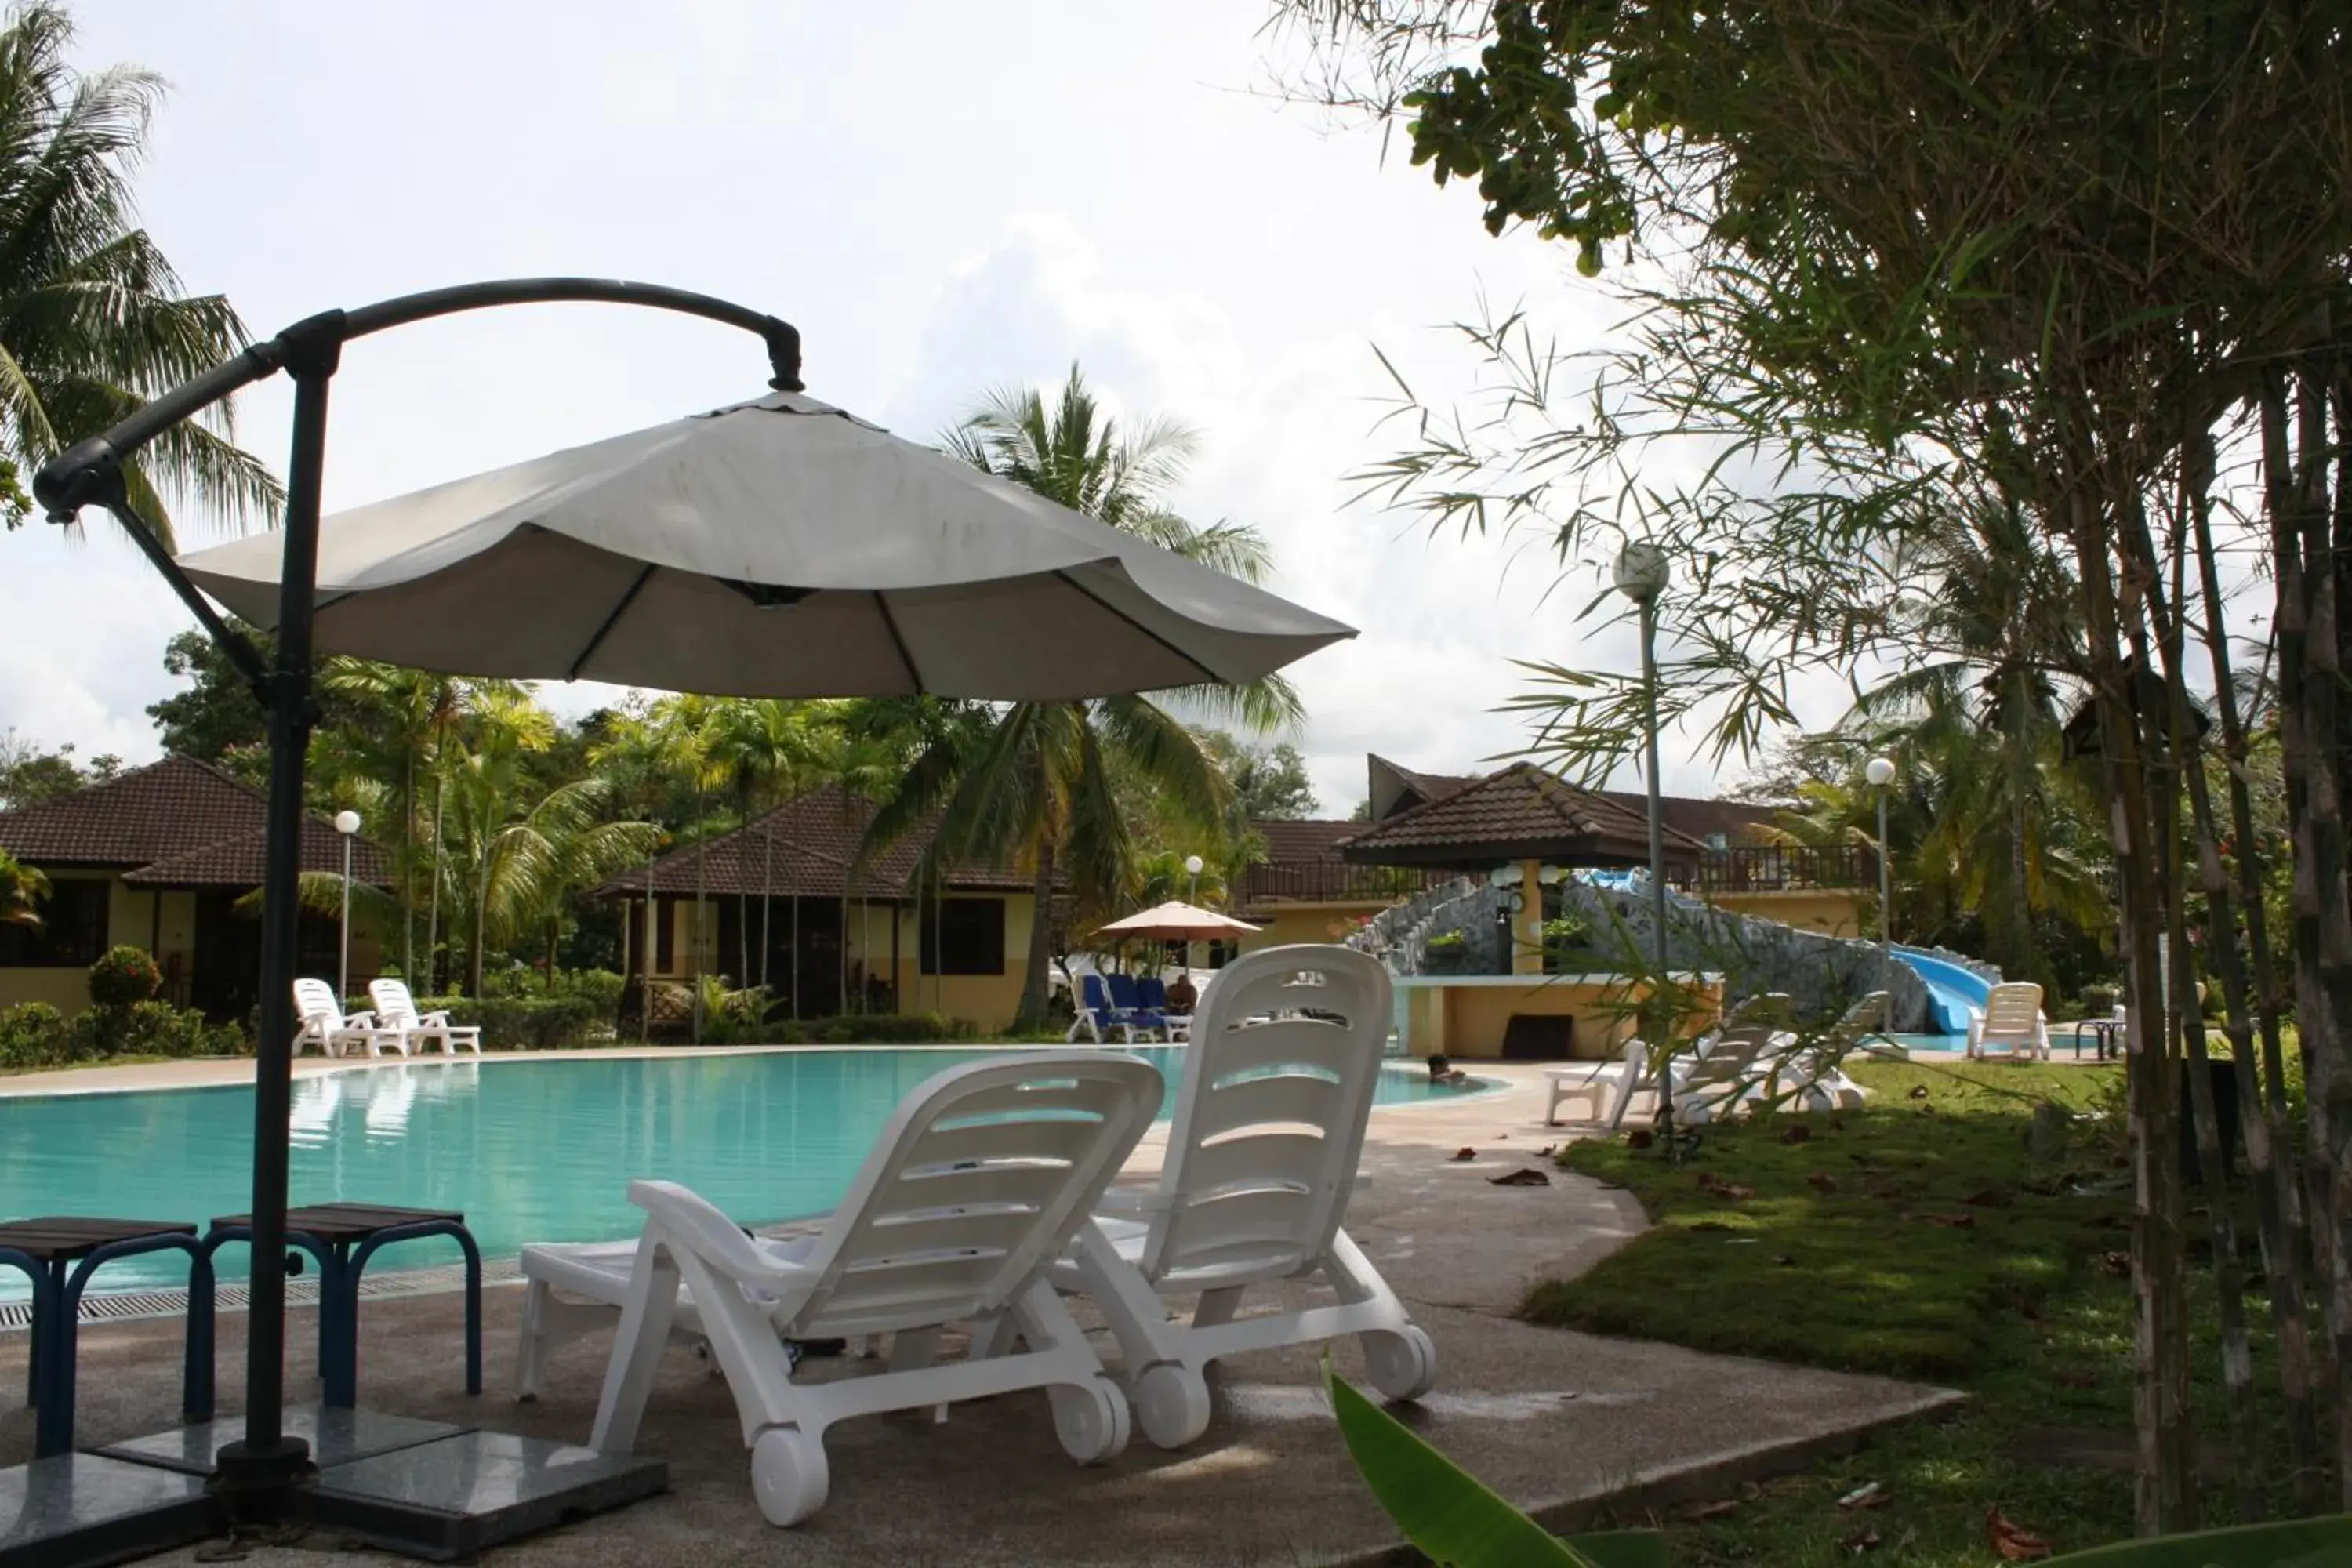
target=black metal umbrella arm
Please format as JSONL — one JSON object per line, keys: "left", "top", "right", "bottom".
{"left": 29, "top": 277, "right": 804, "bottom": 1516}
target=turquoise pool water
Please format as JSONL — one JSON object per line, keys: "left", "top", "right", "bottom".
{"left": 0, "top": 1047, "right": 1486, "bottom": 1298}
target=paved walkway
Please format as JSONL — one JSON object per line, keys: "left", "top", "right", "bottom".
{"left": 1, "top": 1058, "right": 1963, "bottom": 1566}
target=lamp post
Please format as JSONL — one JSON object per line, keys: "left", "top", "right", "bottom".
{"left": 334, "top": 809, "right": 361, "bottom": 1004}
{"left": 1183, "top": 854, "right": 1205, "bottom": 969}
{"left": 1613, "top": 541, "right": 1675, "bottom": 1155}
{"left": 1864, "top": 756, "right": 1896, "bottom": 987}
{"left": 31, "top": 278, "right": 804, "bottom": 1513}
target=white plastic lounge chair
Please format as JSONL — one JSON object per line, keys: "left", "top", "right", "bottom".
{"left": 1053, "top": 944, "right": 1436, "bottom": 1451}
{"left": 292, "top": 978, "right": 401, "bottom": 1058}
{"left": 515, "top": 1051, "right": 1163, "bottom": 1526}
{"left": 1765, "top": 992, "right": 1888, "bottom": 1112}
{"left": 1544, "top": 1040, "right": 1650, "bottom": 1128}
{"left": 1966, "top": 982, "right": 2051, "bottom": 1061}
{"left": 1666, "top": 1030, "right": 1781, "bottom": 1125}
{"left": 368, "top": 978, "right": 483, "bottom": 1054}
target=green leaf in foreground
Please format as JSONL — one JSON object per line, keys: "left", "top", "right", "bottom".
{"left": 1326, "top": 1361, "right": 1650, "bottom": 1567}
{"left": 2042, "top": 1513, "right": 2352, "bottom": 1566}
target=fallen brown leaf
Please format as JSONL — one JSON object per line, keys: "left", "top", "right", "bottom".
{"left": 1449, "top": 1147, "right": 1476, "bottom": 1163}
{"left": 1921, "top": 1213, "right": 1978, "bottom": 1229}
{"left": 1780, "top": 1123, "right": 1813, "bottom": 1144}
{"left": 1965, "top": 1188, "right": 2016, "bottom": 1208}
{"left": 1907, "top": 1085, "right": 1930, "bottom": 1101}
{"left": 1772, "top": 1254, "right": 1797, "bottom": 1266}
{"left": 1987, "top": 1505, "right": 2053, "bottom": 1561}
{"left": 1488, "top": 1167, "right": 1551, "bottom": 1187}
{"left": 2102, "top": 1250, "right": 2132, "bottom": 1277}
{"left": 1624, "top": 1129, "right": 1653, "bottom": 1150}
{"left": 1842, "top": 1526, "right": 1883, "bottom": 1555}
{"left": 1808, "top": 1171, "right": 1840, "bottom": 1193}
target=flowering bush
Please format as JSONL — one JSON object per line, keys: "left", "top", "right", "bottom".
{"left": 87, "top": 944, "right": 162, "bottom": 1008}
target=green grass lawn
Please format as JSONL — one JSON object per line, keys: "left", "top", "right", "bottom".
{"left": 1529, "top": 1059, "right": 2295, "bottom": 1565}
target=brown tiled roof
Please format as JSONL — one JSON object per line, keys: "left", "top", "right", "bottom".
{"left": 1599, "top": 791, "right": 1782, "bottom": 848}
{"left": 123, "top": 824, "right": 394, "bottom": 888}
{"left": 1366, "top": 753, "right": 1486, "bottom": 823}
{"left": 1338, "top": 762, "right": 1711, "bottom": 868}
{"left": 0, "top": 753, "right": 392, "bottom": 887}
{"left": 595, "top": 784, "right": 1040, "bottom": 899}
{"left": 1249, "top": 818, "right": 1362, "bottom": 866}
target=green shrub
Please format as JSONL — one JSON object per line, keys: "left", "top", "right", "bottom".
{"left": 414, "top": 993, "right": 605, "bottom": 1051}
{"left": 2078, "top": 983, "right": 2120, "bottom": 1017}
{"left": 774, "top": 1012, "right": 976, "bottom": 1045}
{"left": 87, "top": 945, "right": 162, "bottom": 1008}
{"left": 1541, "top": 914, "right": 1592, "bottom": 948}
{"left": 0, "top": 1002, "right": 74, "bottom": 1069}
{"left": 118, "top": 1000, "right": 245, "bottom": 1058}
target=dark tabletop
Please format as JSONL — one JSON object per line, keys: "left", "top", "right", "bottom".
{"left": 209, "top": 1203, "right": 465, "bottom": 1245}
{"left": 0, "top": 1218, "right": 198, "bottom": 1263}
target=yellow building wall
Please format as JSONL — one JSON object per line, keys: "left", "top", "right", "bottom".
{"left": 0, "top": 873, "right": 387, "bottom": 1016}
{"left": 1403, "top": 975, "right": 1726, "bottom": 1062}
{"left": 641, "top": 892, "right": 1039, "bottom": 1035}
{"left": 1243, "top": 898, "right": 1396, "bottom": 952}
{"left": 1708, "top": 890, "right": 1867, "bottom": 938}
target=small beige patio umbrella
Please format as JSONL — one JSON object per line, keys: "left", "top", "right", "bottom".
{"left": 1093, "top": 900, "right": 1262, "bottom": 943}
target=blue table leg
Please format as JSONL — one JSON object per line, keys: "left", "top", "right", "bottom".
{"left": 347, "top": 1222, "right": 482, "bottom": 1403}
{"left": 184, "top": 1247, "right": 214, "bottom": 1421}
{"left": 48, "top": 1235, "right": 211, "bottom": 1456}
{"left": 204, "top": 1226, "right": 336, "bottom": 1396}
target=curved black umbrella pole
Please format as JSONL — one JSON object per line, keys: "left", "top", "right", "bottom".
{"left": 31, "top": 278, "right": 804, "bottom": 1516}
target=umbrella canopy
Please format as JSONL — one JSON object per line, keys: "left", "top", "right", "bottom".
{"left": 175, "top": 391, "right": 1353, "bottom": 699}
{"left": 1093, "top": 899, "right": 1263, "bottom": 943}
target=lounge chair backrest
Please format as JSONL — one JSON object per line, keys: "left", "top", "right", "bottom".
{"left": 779, "top": 1052, "right": 1162, "bottom": 1338}
{"left": 1980, "top": 982, "right": 2044, "bottom": 1035}
{"left": 1138, "top": 976, "right": 1171, "bottom": 1012}
{"left": 369, "top": 978, "right": 422, "bottom": 1024}
{"left": 1726, "top": 992, "right": 1796, "bottom": 1029}
{"left": 292, "top": 978, "right": 345, "bottom": 1025}
{"left": 1140, "top": 944, "right": 1392, "bottom": 1291}
{"left": 1828, "top": 990, "right": 1889, "bottom": 1045}
{"left": 1105, "top": 972, "right": 1145, "bottom": 1011}
{"left": 1080, "top": 973, "right": 1116, "bottom": 1018}
{"left": 1681, "top": 1030, "right": 1773, "bottom": 1089}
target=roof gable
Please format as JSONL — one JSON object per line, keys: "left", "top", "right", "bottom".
{"left": 0, "top": 753, "right": 392, "bottom": 886}
{"left": 1338, "top": 762, "right": 1711, "bottom": 868}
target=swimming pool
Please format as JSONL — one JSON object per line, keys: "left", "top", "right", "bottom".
{"left": 0, "top": 1047, "right": 1487, "bottom": 1298}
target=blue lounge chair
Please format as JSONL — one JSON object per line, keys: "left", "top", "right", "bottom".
{"left": 1067, "top": 972, "right": 1145, "bottom": 1044}
{"left": 1135, "top": 977, "right": 1191, "bottom": 1042}
{"left": 1105, "top": 974, "right": 1172, "bottom": 1043}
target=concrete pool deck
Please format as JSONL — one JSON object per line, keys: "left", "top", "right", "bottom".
{"left": 0, "top": 1054, "right": 1964, "bottom": 1566}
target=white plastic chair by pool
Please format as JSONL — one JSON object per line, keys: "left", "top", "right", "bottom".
{"left": 514, "top": 1051, "right": 1163, "bottom": 1526}
{"left": 292, "top": 978, "right": 401, "bottom": 1058}
{"left": 1052, "top": 944, "right": 1437, "bottom": 1450}
{"left": 1544, "top": 1040, "right": 1650, "bottom": 1129}
{"left": 1966, "top": 982, "right": 2051, "bottom": 1062}
{"left": 368, "top": 978, "right": 483, "bottom": 1054}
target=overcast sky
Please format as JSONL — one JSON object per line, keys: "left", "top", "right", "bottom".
{"left": 4, "top": 2, "right": 1826, "bottom": 815}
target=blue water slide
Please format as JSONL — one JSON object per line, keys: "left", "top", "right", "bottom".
{"left": 1891, "top": 946, "right": 1994, "bottom": 1034}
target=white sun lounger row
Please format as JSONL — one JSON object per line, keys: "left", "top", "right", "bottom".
{"left": 511, "top": 945, "right": 1436, "bottom": 1526}
{"left": 292, "top": 977, "right": 483, "bottom": 1057}
{"left": 1544, "top": 991, "right": 1888, "bottom": 1129}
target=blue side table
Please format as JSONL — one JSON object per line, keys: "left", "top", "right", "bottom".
{"left": 0, "top": 1217, "right": 214, "bottom": 1457}
{"left": 203, "top": 1202, "right": 481, "bottom": 1409}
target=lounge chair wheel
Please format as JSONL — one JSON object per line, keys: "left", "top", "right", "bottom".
{"left": 1132, "top": 1361, "right": 1212, "bottom": 1450}
{"left": 1048, "top": 1378, "right": 1131, "bottom": 1465}
{"left": 1363, "top": 1325, "right": 1438, "bottom": 1402}
{"left": 750, "top": 1425, "right": 829, "bottom": 1526}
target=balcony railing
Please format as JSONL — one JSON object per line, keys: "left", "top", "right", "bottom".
{"left": 1677, "top": 844, "right": 1878, "bottom": 895}
{"left": 1235, "top": 862, "right": 1445, "bottom": 907}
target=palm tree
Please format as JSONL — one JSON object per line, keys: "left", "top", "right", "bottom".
{"left": 701, "top": 699, "right": 818, "bottom": 991}
{"left": 317, "top": 660, "right": 460, "bottom": 979}
{"left": 865, "top": 368, "right": 1273, "bottom": 1029}
{"left": 0, "top": 849, "right": 46, "bottom": 927}
{"left": 0, "top": 5, "right": 277, "bottom": 548}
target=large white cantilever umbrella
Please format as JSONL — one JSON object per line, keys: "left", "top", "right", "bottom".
{"left": 172, "top": 390, "right": 1354, "bottom": 696}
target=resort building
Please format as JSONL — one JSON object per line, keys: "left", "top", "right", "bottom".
{"left": 0, "top": 753, "right": 391, "bottom": 1019}
{"left": 597, "top": 784, "right": 1054, "bottom": 1033}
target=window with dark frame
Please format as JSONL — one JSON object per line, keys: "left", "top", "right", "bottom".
{"left": 920, "top": 897, "right": 1005, "bottom": 976}
{"left": 0, "top": 876, "right": 111, "bottom": 968}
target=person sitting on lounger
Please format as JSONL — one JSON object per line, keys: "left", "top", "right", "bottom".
{"left": 1166, "top": 972, "right": 1198, "bottom": 1014}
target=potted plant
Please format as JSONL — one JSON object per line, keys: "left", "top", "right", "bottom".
{"left": 1421, "top": 930, "right": 1472, "bottom": 975}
